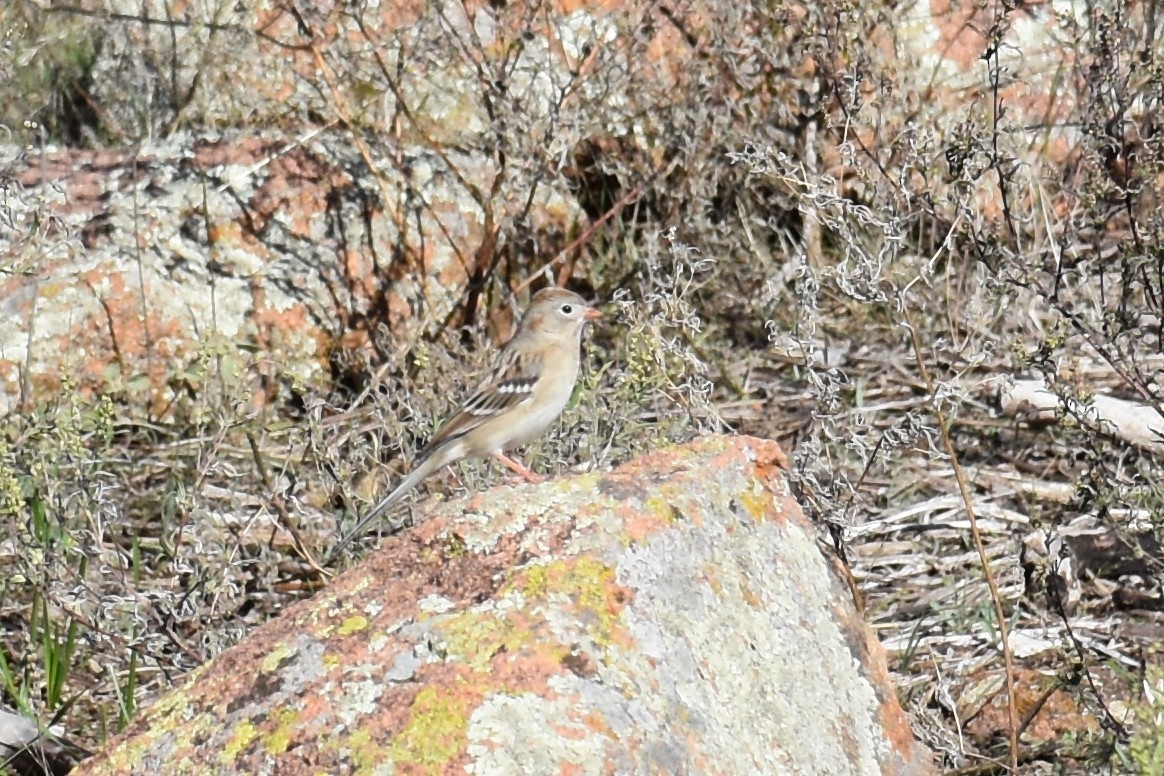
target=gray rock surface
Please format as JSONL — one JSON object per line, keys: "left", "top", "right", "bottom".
{"left": 74, "top": 436, "right": 933, "bottom": 776}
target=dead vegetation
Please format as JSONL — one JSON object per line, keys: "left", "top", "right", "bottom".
{"left": 2, "top": 0, "right": 1164, "bottom": 773}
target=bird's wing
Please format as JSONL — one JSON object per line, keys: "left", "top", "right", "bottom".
{"left": 421, "top": 345, "right": 543, "bottom": 453}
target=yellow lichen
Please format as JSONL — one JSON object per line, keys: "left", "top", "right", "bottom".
{"left": 737, "top": 487, "right": 771, "bottom": 523}
{"left": 644, "top": 493, "right": 678, "bottom": 523}
{"left": 264, "top": 708, "right": 301, "bottom": 755}
{"left": 114, "top": 737, "right": 151, "bottom": 772}
{"left": 521, "top": 557, "right": 625, "bottom": 647}
{"left": 328, "top": 728, "right": 377, "bottom": 773}
{"left": 388, "top": 685, "right": 474, "bottom": 768}
{"left": 521, "top": 563, "right": 549, "bottom": 599}
{"left": 442, "top": 533, "right": 469, "bottom": 557}
{"left": 261, "top": 643, "right": 296, "bottom": 673}
{"left": 339, "top": 615, "right": 370, "bottom": 636}
{"left": 437, "top": 609, "right": 533, "bottom": 672}
{"left": 146, "top": 679, "right": 195, "bottom": 721}
{"left": 220, "top": 719, "right": 257, "bottom": 762}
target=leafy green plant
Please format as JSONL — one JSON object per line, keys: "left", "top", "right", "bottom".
{"left": 0, "top": 590, "right": 80, "bottom": 718}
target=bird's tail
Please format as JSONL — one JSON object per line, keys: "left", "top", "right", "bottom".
{"left": 326, "top": 449, "right": 449, "bottom": 560}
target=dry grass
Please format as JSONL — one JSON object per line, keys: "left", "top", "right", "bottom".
{"left": 3, "top": 0, "right": 1164, "bottom": 773}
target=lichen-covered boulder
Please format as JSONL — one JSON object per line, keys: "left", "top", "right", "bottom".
{"left": 74, "top": 436, "right": 933, "bottom": 775}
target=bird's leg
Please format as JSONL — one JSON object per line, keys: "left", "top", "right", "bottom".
{"left": 492, "top": 452, "right": 544, "bottom": 484}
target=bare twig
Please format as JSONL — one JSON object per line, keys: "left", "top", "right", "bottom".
{"left": 902, "top": 308, "right": 1019, "bottom": 774}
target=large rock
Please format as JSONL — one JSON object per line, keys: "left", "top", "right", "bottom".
{"left": 0, "top": 0, "right": 800, "bottom": 414}
{"left": 0, "top": 133, "right": 582, "bottom": 415}
{"left": 73, "top": 436, "right": 933, "bottom": 775}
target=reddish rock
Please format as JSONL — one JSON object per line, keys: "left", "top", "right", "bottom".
{"left": 0, "top": 133, "right": 579, "bottom": 414}
{"left": 74, "top": 436, "right": 934, "bottom": 776}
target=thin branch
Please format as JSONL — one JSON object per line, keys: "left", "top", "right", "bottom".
{"left": 902, "top": 307, "right": 1020, "bottom": 774}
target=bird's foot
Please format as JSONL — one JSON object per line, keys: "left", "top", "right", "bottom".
{"left": 493, "top": 452, "right": 545, "bottom": 484}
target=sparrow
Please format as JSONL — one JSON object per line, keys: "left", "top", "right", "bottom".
{"left": 333, "top": 287, "right": 601, "bottom": 553}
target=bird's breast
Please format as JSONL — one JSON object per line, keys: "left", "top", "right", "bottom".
{"left": 503, "top": 359, "right": 579, "bottom": 450}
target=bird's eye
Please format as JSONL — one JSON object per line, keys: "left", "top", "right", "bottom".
{"left": 560, "top": 304, "right": 573, "bottom": 315}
